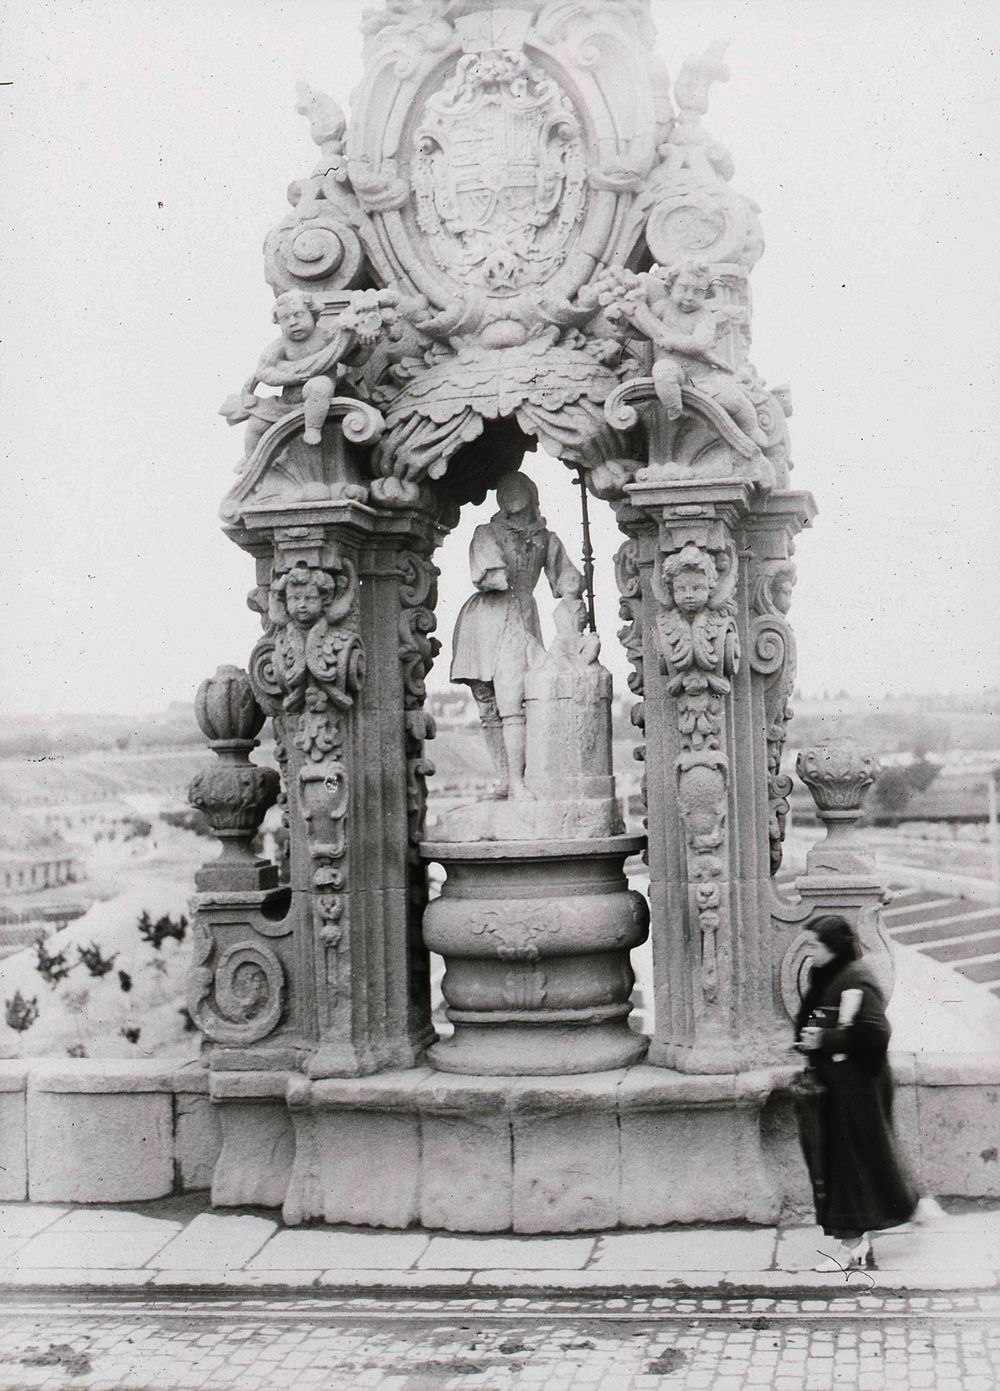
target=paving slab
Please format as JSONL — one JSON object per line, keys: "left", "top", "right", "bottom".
{"left": 0, "top": 1203, "right": 67, "bottom": 1237}
{"left": 49, "top": 1208, "right": 185, "bottom": 1235}
{"left": 0, "top": 1266, "right": 156, "bottom": 1287}
{"left": 250, "top": 1228, "right": 430, "bottom": 1270}
{"left": 591, "top": 1228, "right": 778, "bottom": 1272}
{"left": 317, "top": 1268, "right": 474, "bottom": 1289}
{"left": 0, "top": 1237, "right": 30, "bottom": 1264}
{"left": 150, "top": 1212, "right": 276, "bottom": 1270}
{"left": 418, "top": 1235, "right": 595, "bottom": 1269}
{"left": 149, "top": 1268, "right": 323, "bottom": 1289}
{"left": 12, "top": 1229, "right": 178, "bottom": 1270}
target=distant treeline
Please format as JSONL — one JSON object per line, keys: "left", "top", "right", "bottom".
{"left": 0, "top": 711, "right": 203, "bottom": 760}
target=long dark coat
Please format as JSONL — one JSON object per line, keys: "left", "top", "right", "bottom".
{"left": 796, "top": 957, "right": 918, "bottom": 1238}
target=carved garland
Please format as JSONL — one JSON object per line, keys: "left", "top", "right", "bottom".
{"left": 397, "top": 550, "right": 442, "bottom": 952}
{"left": 249, "top": 552, "right": 365, "bottom": 989}
{"left": 614, "top": 537, "right": 647, "bottom": 853}
{"left": 652, "top": 540, "right": 739, "bottom": 1004}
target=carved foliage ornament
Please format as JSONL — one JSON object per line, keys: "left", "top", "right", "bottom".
{"left": 398, "top": 551, "right": 441, "bottom": 960}
{"left": 249, "top": 554, "right": 366, "bottom": 973}
{"left": 653, "top": 540, "right": 739, "bottom": 1006}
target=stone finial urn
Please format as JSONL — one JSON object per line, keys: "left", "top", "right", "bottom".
{"left": 188, "top": 665, "right": 280, "bottom": 890}
{"left": 795, "top": 740, "right": 881, "bottom": 877}
{"left": 194, "top": 663, "right": 268, "bottom": 745}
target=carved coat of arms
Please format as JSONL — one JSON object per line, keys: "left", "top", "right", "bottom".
{"left": 413, "top": 49, "right": 587, "bottom": 296}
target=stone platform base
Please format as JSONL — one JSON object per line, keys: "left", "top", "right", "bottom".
{"left": 4, "top": 1055, "right": 999, "bottom": 1225}
{"left": 214, "top": 1065, "right": 784, "bottom": 1232}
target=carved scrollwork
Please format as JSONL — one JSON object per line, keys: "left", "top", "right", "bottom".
{"left": 189, "top": 930, "right": 285, "bottom": 1046}
{"left": 751, "top": 560, "right": 797, "bottom": 874}
{"left": 398, "top": 551, "right": 440, "bottom": 871}
{"left": 614, "top": 538, "right": 646, "bottom": 833}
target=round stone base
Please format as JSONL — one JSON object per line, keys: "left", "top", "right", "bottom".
{"left": 427, "top": 1019, "right": 649, "bottom": 1077}
{"left": 421, "top": 835, "right": 649, "bottom": 1077}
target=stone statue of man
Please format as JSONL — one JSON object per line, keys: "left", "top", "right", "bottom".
{"left": 451, "top": 472, "right": 582, "bottom": 800}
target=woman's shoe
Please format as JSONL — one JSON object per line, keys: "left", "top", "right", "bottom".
{"left": 844, "top": 1233, "right": 873, "bottom": 1268}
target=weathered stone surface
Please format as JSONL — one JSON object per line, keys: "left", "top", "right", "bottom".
{"left": 210, "top": 1095, "right": 295, "bottom": 1211}
{"left": 423, "top": 838, "right": 647, "bottom": 1076}
{"left": 251, "top": 1228, "right": 429, "bottom": 1271}
{"left": 620, "top": 1103, "right": 779, "bottom": 1227}
{"left": 509, "top": 1077, "right": 623, "bottom": 1233}
{"left": 0, "top": 1085, "right": 27, "bottom": 1202}
{"left": 27, "top": 1081, "right": 173, "bottom": 1204}
{"left": 759, "top": 1091, "right": 814, "bottom": 1213}
{"left": 175, "top": 1092, "right": 223, "bottom": 1193}
{"left": 912, "top": 1079, "right": 1000, "bottom": 1198}
{"left": 285, "top": 1103, "right": 420, "bottom": 1229}
{"left": 617, "top": 1066, "right": 779, "bottom": 1226}
{"left": 418, "top": 1109, "right": 513, "bottom": 1233}
{"left": 419, "top": 1235, "right": 593, "bottom": 1270}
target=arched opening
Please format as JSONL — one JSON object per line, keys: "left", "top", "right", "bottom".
{"left": 423, "top": 435, "right": 652, "bottom": 1038}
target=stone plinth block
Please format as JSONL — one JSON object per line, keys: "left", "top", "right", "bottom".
{"left": 912, "top": 1053, "right": 1000, "bottom": 1198}
{"left": 209, "top": 1071, "right": 295, "bottom": 1210}
{"left": 759, "top": 1075, "right": 815, "bottom": 1214}
{"left": 26, "top": 1062, "right": 175, "bottom": 1203}
{"left": 0, "top": 1064, "right": 28, "bottom": 1201}
{"left": 422, "top": 837, "right": 648, "bottom": 1076}
{"left": 618, "top": 1067, "right": 780, "bottom": 1226}
{"left": 173, "top": 1069, "right": 222, "bottom": 1192}
{"left": 510, "top": 1076, "right": 623, "bottom": 1233}
{"left": 283, "top": 1072, "right": 422, "bottom": 1228}
{"left": 417, "top": 1075, "right": 513, "bottom": 1232}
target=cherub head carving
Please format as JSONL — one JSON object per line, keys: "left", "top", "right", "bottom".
{"left": 273, "top": 563, "right": 339, "bottom": 630}
{"left": 272, "top": 290, "right": 319, "bottom": 342}
{"left": 752, "top": 561, "right": 795, "bottom": 617}
{"left": 658, "top": 261, "right": 715, "bottom": 314}
{"left": 661, "top": 543, "right": 719, "bottom": 618}
{"left": 771, "top": 564, "right": 796, "bottom": 616}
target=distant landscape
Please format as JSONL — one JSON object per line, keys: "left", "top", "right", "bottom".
{"left": 0, "top": 687, "right": 996, "bottom": 1061}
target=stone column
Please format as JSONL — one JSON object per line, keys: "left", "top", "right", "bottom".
{"left": 615, "top": 479, "right": 816, "bottom": 1073}
{"left": 192, "top": 491, "right": 447, "bottom": 1080}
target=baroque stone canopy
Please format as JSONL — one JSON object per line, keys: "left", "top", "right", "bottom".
{"left": 224, "top": 0, "right": 791, "bottom": 518}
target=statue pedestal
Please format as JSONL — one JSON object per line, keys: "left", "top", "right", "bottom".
{"left": 211, "top": 1063, "right": 784, "bottom": 1232}
{"left": 420, "top": 836, "right": 649, "bottom": 1076}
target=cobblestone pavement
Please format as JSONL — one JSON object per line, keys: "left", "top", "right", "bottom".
{"left": 0, "top": 1292, "right": 998, "bottom": 1390}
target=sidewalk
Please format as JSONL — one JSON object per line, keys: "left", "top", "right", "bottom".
{"left": 2, "top": 1196, "right": 998, "bottom": 1296}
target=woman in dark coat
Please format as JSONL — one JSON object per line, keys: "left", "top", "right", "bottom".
{"left": 795, "top": 914, "right": 919, "bottom": 1265}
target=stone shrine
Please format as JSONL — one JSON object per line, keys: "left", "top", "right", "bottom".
{"left": 187, "top": 1, "right": 895, "bottom": 1229}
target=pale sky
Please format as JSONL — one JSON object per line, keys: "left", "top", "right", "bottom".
{"left": 2, "top": 0, "right": 998, "bottom": 718}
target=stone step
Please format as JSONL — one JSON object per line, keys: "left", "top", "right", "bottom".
{"left": 892, "top": 908, "right": 1000, "bottom": 946}
{"left": 924, "top": 933, "right": 1000, "bottom": 964}
{"left": 956, "top": 956, "right": 1000, "bottom": 985}
{"left": 881, "top": 898, "right": 975, "bottom": 927}
{"left": 886, "top": 887, "right": 940, "bottom": 906}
